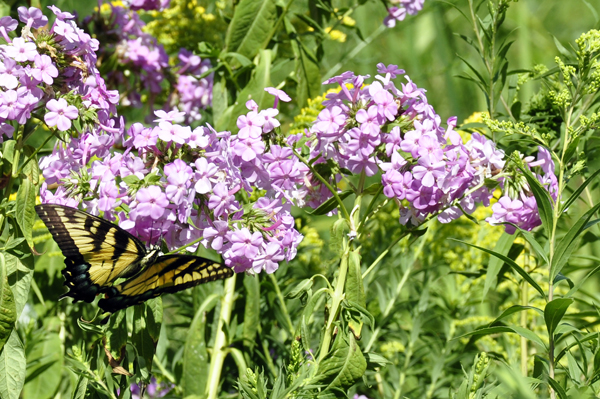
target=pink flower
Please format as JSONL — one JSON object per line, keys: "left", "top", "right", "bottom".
{"left": 44, "top": 98, "right": 78, "bottom": 131}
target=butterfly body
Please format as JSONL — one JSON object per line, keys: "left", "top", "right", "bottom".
{"left": 35, "top": 204, "right": 233, "bottom": 314}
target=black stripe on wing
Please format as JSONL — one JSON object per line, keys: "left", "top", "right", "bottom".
{"left": 98, "top": 255, "right": 234, "bottom": 313}
{"left": 35, "top": 204, "right": 149, "bottom": 303}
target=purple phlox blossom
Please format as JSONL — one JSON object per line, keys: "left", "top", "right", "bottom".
{"left": 233, "top": 136, "right": 265, "bottom": 162}
{"left": 131, "top": 124, "right": 158, "bottom": 149}
{"left": 0, "top": 58, "right": 22, "bottom": 89}
{"left": 268, "top": 159, "right": 303, "bottom": 190}
{"left": 164, "top": 159, "right": 193, "bottom": 205}
{"left": 47, "top": 5, "right": 75, "bottom": 20}
{"left": 44, "top": 98, "right": 78, "bottom": 131}
{"left": 18, "top": 7, "right": 48, "bottom": 30}
{"left": 208, "top": 183, "right": 239, "bottom": 218}
{"left": 383, "top": 7, "right": 406, "bottom": 28}
{"left": 412, "top": 155, "right": 446, "bottom": 187}
{"left": 487, "top": 196, "right": 525, "bottom": 234}
{"left": 93, "top": 153, "right": 123, "bottom": 182}
{"left": 245, "top": 100, "right": 259, "bottom": 112}
{"left": 0, "top": 123, "right": 14, "bottom": 142}
{"left": 383, "top": 170, "right": 413, "bottom": 200}
{"left": 188, "top": 126, "right": 210, "bottom": 149}
{"left": 157, "top": 121, "right": 191, "bottom": 145}
{"left": 355, "top": 105, "right": 381, "bottom": 136}
{"left": 265, "top": 87, "right": 291, "bottom": 108}
{"left": 346, "top": 154, "right": 379, "bottom": 176}
{"left": 237, "top": 111, "right": 265, "bottom": 139}
{"left": 0, "top": 16, "right": 17, "bottom": 42}
{"left": 417, "top": 134, "right": 444, "bottom": 162}
{"left": 528, "top": 146, "right": 555, "bottom": 175}
{"left": 98, "top": 181, "right": 120, "bottom": 212}
{"left": 5, "top": 37, "right": 38, "bottom": 62}
{"left": 32, "top": 54, "right": 59, "bottom": 85}
{"left": 135, "top": 186, "right": 170, "bottom": 219}
{"left": 323, "top": 71, "right": 356, "bottom": 102}
{"left": 40, "top": 183, "right": 79, "bottom": 207}
{"left": 401, "top": 0, "right": 426, "bottom": 15}
{"left": 344, "top": 127, "right": 381, "bottom": 158}
{"left": 376, "top": 63, "right": 405, "bottom": 80}
{"left": 313, "top": 106, "right": 346, "bottom": 135}
{"left": 253, "top": 241, "right": 285, "bottom": 273}
{"left": 224, "top": 254, "right": 253, "bottom": 273}
{"left": 153, "top": 109, "right": 185, "bottom": 123}
{"left": 194, "top": 157, "right": 218, "bottom": 194}
{"left": 260, "top": 108, "right": 280, "bottom": 133}
{"left": 385, "top": 126, "right": 403, "bottom": 156}
{"left": 229, "top": 227, "right": 263, "bottom": 259}
{"left": 0, "top": 90, "right": 23, "bottom": 120}
{"left": 262, "top": 145, "right": 294, "bottom": 163}
{"left": 203, "top": 220, "right": 229, "bottom": 251}
{"left": 373, "top": 88, "right": 398, "bottom": 121}
{"left": 407, "top": 184, "right": 440, "bottom": 211}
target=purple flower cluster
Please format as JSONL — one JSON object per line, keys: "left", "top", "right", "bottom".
{"left": 487, "top": 147, "right": 558, "bottom": 234}
{"left": 41, "top": 88, "right": 306, "bottom": 275}
{"left": 307, "top": 64, "right": 505, "bottom": 225}
{"left": 383, "top": 0, "right": 426, "bottom": 27}
{"left": 0, "top": 6, "right": 118, "bottom": 145}
{"left": 126, "top": 0, "right": 171, "bottom": 11}
{"left": 88, "top": 4, "right": 213, "bottom": 123}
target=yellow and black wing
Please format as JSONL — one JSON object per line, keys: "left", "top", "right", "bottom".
{"left": 98, "top": 255, "right": 234, "bottom": 313}
{"left": 35, "top": 204, "right": 149, "bottom": 303}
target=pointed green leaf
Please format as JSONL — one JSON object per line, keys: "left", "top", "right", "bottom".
{"left": 0, "top": 253, "right": 15, "bottom": 352}
{"left": 483, "top": 232, "right": 515, "bottom": 297}
{"left": 23, "top": 333, "right": 63, "bottom": 399}
{"left": 563, "top": 168, "right": 600, "bottom": 213}
{"left": 518, "top": 229, "right": 549, "bottom": 265}
{"left": 452, "top": 239, "right": 545, "bottom": 298}
{"left": 520, "top": 166, "right": 555, "bottom": 237}
{"left": 243, "top": 274, "right": 260, "bottom": 349}
{"left": 551, "top": 203, "right": 600, "bottom": 280}
{"left": 225, "top": 0, "right": 278, "bottom": 59}
{"left": 313, "top": 331, "right": 367, "bottom": 391}
{"left": 308, "top": 190, "right": 353, "bottom": 216}
{"left": 15, "top": 178, "right": 36, "bottom": 248}
{"left": 545, "top": 298, "right": 573, "bottom": 337}
{"left": 0, "top": 330, "right": 26, "bottom": 399}
{"left": 105, "top": 309, "right": 127, "bottom": 360}
{"left": 456, "top": 325, "right": 545, "bottom": 348}
{"left": 183, "top": 294, "right": 220, "bottom": 397}
{"left": 4, "top": 241, "right": 34, "bottom": 319}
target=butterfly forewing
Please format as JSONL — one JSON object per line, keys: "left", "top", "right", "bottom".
{"left": 98, "top": 255, "right": 234, "bottom": 313}
{"left": 35, "top": 204, "right": 148, "bottom": 302}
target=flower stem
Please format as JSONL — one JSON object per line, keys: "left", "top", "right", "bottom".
{"left": 205, "top": 274, "right": 237, "bottom": 399}
{"left": 315, "top": 249, "right": 349, "bottom": 365}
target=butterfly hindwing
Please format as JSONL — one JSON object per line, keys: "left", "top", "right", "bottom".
{"left": 98, "top": 255, "right": 234, "bottom": 313}
{"left": 35, "top": 204, "right": 149, "bottom": 303}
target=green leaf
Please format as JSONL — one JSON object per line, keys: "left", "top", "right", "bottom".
{"left": 225, "top": 0, "right": 278, "bottom": 60}
{"left": 71, "top": 376, "right": 88, "bottom": 399}
{"left": 345, "top": 250, "right": 365, "bottom": 307}
{"left": 0, "top": 253, "right": 15, "bottom": 352}
{"left": 0, "top": 330, "right": 26, "bottom": 399}
{"left": 545, "top": 298, "right": 573, "bottom": 337}
{"left": 313, "top": 330, "right": 367, "bottom": 391}
{"left": 566, "top": 264, "right": 600, "bottom": 297}
{"left": 483, "top": 232, "right": 515, "bottom": 297}
{"left": 308, "top": 190, "right": 353, "bottom": 216}
{"left": 23, "top": 333, "right": 63, "bottom": 399}
{"left": 145, "top": 297, "right": 163, "bottom": 343}
{"left": 122, "top": 174, "right": 140, "bottom": 186}
{"left": 2, "top": 139, "right": 16, "bottom": 171}
{"left": 330, "top": 219, "right": 350, "bottom": 256}
{"left": 563, "top": 168, "right": 600, "bottom": 213}
{"left": 4, "top": 242, "right": 34, "bottom": 319}
{"left": 182, "top": 294, "right": 220, "bottom": 397}
{"left": 520, "top": 166, "right": 554, "bottom": 237}
{"left": 287, "top": 278, "right": 313, "bottom": 299}
{"left": 132, "top": 302, "right": 160, "bottom": 375}
{"left": 489, "top": 305, "right": 543, "bottom": 326}
{"left": 243, "top": 274, "right": 260, "bottom": 349}
{"left": 105, "top": 309, "right": 127, "bottom": 360}
{"left": 456, "top": 326, "right": 545, "bottom": 348}
{"left": 547, "top": 377, "right": 568, "bottom": 399}
{"left": 211, "top": 76, "right": 228, "bottom": 126}
{"left": 519, "top": 229, "right": 549, "bottom": 265}
{"left": 551, "top": 203, "right": 600, "bottom": 280}
{"left": 15, "top": 178, "right": 36, "bottom": 248}
{"left": 452, "top": 239, "right": 545, "bottom": 298}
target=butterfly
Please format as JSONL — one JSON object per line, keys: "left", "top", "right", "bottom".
{"left": 35, "top": 204, "right": 233, "bottom": 314}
